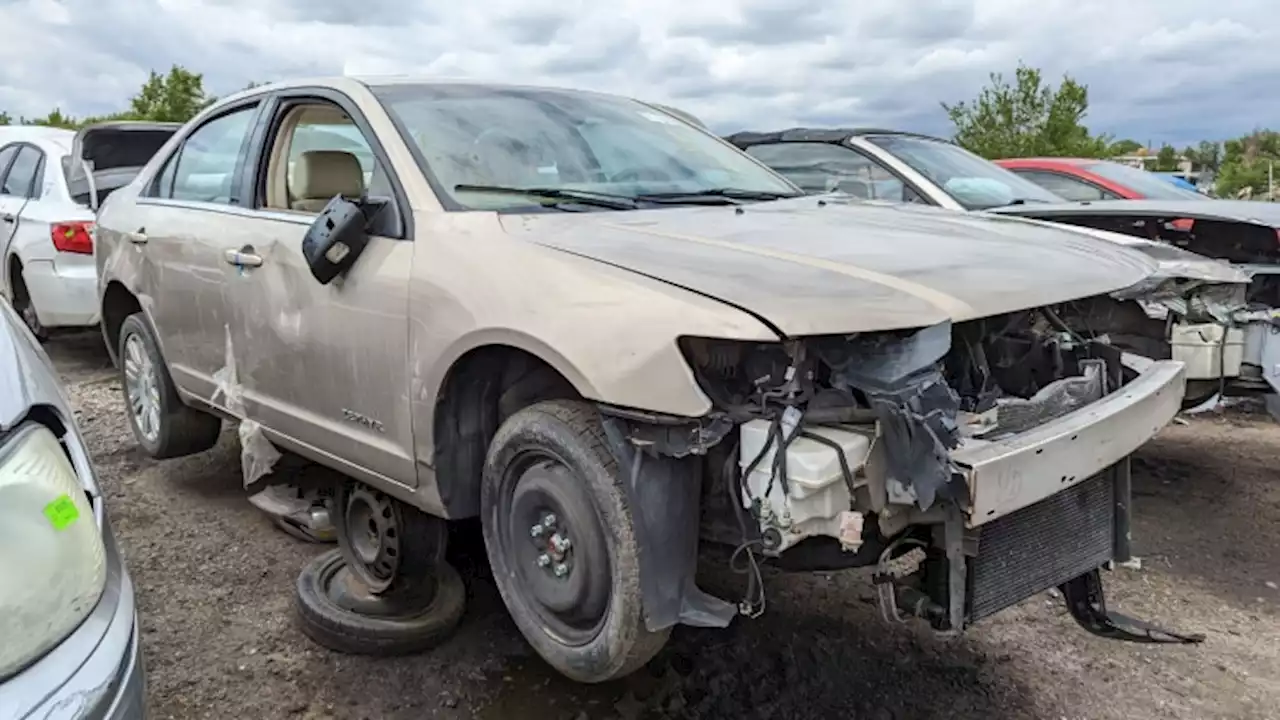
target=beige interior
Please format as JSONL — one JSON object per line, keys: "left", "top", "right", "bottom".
{"left": 290, "top": 151, "right": 364, "bottom": 212}
{"left": 263, "top": 103, "right": 367, "bottom": 212}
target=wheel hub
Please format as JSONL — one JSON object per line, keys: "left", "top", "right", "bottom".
{"left": 340, "top": 486, "right": 402, "bottom": 594}
{"left": 530, "top": 513, "right": 575, "bottom": 579}
{"left": 123, "top": 333, "right": 161, "bottom": 443}
{"left": 503, "top": 456, "right": 610, "bottom": 646}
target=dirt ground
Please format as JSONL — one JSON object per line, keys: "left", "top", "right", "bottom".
{"left": 48, "top": 331, "right": 1279, "bottom": 720}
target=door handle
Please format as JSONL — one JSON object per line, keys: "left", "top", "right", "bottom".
{"left": 223, "top": 247, "right": 264, "bottom": 268}
{"left": 1, "top": 213, "right": 13, "bottom": 223}
{"left": 126, "top": 228, "right": 148, "bottom": 244}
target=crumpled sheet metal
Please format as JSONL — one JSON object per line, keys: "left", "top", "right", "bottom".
{"left": 210, "top": 324, "right": 281, "bottom": 486}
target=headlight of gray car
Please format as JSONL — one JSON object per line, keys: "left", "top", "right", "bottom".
{"left": 0, "top": 422, "right": 107, "bottom": 680}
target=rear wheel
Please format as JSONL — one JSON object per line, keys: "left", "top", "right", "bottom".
{"left": 481, "top": 400, "right": 669, "bottom": 684}
{"left": 10, "top": 268, "right": 47, "bottom": 341}
{"left": 118, "top": 312, "right": 222, "bottom": 458}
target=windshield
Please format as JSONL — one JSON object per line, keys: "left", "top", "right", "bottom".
{"left": 863, "top": 134, "right": 1063, "bottom": 210}
{"left": 371, "top": 84, "right": 798, "bottom": 211}
{"left": 1082, "top": 161, "right": 1207, "bottom": 200}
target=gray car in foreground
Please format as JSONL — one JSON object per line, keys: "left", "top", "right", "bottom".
{"left": 0, "top": 298, "right": 145, "bottom": 719}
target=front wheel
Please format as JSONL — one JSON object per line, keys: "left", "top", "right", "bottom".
{"left": 481, "top": 400, "right": 670, "bottom": 684}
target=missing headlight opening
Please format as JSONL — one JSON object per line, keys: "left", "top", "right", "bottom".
{"left": 605, "top": 298, "right": 1203, "bottom": 645}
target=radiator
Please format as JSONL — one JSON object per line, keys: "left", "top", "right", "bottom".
{"left": 967, "top": 471, "right": 1116, "bottom": 623}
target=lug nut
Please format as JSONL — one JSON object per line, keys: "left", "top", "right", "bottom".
{"left": 553, "top": 563, "right": 569, "bottom": 578}
{"left": 537, "top": 554, "right": 551, "bottom": 568}
{"left": 542, "top": 513, "right": 557, "bottom": 528}
{"left": 530, "top": 523, "right": 545, "bottom": 538}
{"left": 552, "top": 534, "right": 571, "bottom": 552}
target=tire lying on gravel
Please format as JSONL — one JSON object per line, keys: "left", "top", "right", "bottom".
{"left": 481, "top": 399, "right": 671, "bottom": 684}
{"left": 117, "top": 312, "right": 221, "bottom": 459}
{"left": 295, "top": 548, "right": 466, "bottom": 656}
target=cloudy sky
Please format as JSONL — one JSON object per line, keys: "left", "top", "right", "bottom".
{"left": 1, "top": 0, "right": 1276, "bottom": 146}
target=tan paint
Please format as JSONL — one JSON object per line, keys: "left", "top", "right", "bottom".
{"left": 599, "top": 220, "right": 977, "bottom": 318}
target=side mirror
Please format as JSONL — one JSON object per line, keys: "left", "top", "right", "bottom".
{"left": 302, "top": 196, "right": 371, "bottom": 284}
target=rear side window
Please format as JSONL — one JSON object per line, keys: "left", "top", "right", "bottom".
{"left": 1012, "top": 169, "right": 1112, "bottom": 202}
{"left": 1, "top": 146, "right": 43, "bottom": 198}
{"left": 743, "top": 141, "right": 925, "bottom": 203}
{"left": 160, "top": 105, "right": 258, "bottom": 204}
{"left": 0, "top": 145, "right": 18, "bottom": 186}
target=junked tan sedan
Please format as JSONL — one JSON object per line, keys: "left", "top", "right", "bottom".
{"left": 94, "top": 78, "right": 1202, "bottom": 684}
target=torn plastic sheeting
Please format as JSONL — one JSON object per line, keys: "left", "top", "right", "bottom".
{"left": 978, "top": 360, "right": 1104, "bottom": 439}
{"left": 210, "top": 324, "right": 282, "bottom": 486}
{"left": 815, "top": 322, "right": 963, "bottom": 511}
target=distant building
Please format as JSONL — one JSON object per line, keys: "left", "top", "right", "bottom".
{"left": 1112, "top": 149, "right": 1197, "bottom": 183}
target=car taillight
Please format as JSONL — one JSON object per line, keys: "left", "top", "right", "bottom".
{"left": 50, "top": 221, "right": 94, "bottom": 255}
{"left": 1170, "top": 218, "right": 1195, "bottom": 232}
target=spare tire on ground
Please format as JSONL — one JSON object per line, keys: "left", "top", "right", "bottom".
{"left": 295, "top": 548, "right": 466, "bottom": 656}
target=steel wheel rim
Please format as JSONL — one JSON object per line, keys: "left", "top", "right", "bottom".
{"left": 123, "top": 333, "right": 161, "bottom": 443}
{"left": 498, "top": 451, "right": 611, "bottom": 647}
{"left": 342, "top": 487, "right": 402, "bottom": 593}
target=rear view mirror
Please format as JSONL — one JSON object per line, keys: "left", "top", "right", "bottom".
{"left": 302, "top": 196, "right": 371, "bottom": 284}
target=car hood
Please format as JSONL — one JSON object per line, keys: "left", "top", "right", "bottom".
{"left": 0, "top": 300, "right": 70, "bottom": 432}
{"left": 501, "top": 198, "right": 1158, "bottom": 336}
{"left": 987, "top": 199, "right": 1280, "bottom": 228}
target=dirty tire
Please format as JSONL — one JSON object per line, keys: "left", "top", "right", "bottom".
{"left": 10, "top": 270, "right": 48, "bottom": 342}
{"left": 481, "top": 399, "right": 670, "bottom": 684}
{"left": 295, "top": 548, "right": 466, "bottom": 656}
{"left": 118, "top": 312, "right": 221, "bottom": 459}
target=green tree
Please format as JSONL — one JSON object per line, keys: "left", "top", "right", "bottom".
{"left": 0, "top": 111, "right": 11, "bottom": 126}
{"left": 127, "top": 65, "right": 213, "bottom": 123}
{"left": 1216, "top": 130, "right": 1280, "bottom": 199}
{"left": 1108, "top": 138, "right": 1143, "bottom": 156}
{"left": 942, "top": 63, "right": 1111, "bottom": 159}
{"left": 1196, "top": 140, "right": 1223, "bottom": 173}
{"left": 24, "top": 107, "right": 80, "bottom": 129}
{"left": 1155, "top": 144, "right": 1179, "bottom": 172}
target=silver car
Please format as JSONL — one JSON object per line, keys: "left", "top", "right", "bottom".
{"left": 0, "top": 299, "right": 146, "bottom": 718}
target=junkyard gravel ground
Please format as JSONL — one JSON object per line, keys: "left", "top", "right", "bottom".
{"left": 49, "top": 331, "right": 1279, "bottom": 720}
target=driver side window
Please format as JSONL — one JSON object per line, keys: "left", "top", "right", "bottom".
{"left": 261, "top": 103, "right": 393, "bottom": 214}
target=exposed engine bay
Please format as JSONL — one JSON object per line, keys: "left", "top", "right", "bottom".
{"left": 683, "top": 303, "right": 1131, "bottom": 548}
{"left": 604, "top": 295, "right": 1202, "bottom": 645}
{"left": 1005, "top": 213, "right": 1280, "bottom": 406}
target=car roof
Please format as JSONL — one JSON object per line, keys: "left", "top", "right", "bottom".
{"left": 724, "top": 127, "right": 950, "bottom": 147}
{"left": 998, "top": 157, "right": 1098, "bottom": 166}
{"left": 214, "top": 76, "right": 640, "bottom": 108}
{"left": 0, "top": 126, "right": 75, "bottom": 153}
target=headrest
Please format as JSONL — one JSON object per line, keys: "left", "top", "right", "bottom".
{"left": 293, "top": 150, "right": 364, "bottom": 200}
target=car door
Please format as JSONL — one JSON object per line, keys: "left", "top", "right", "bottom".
{"left": 125, "top": 101, "right": 264, "bottom": 400}
{"left": 221, "top": 89, "right": 417, "bottom": 485}
{"left": 0, "top": 144, "right": 33, "bottom": 276}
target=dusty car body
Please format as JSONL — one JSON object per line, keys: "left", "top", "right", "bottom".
{"left": 94, "top": 78, "right": 1199, "bottom": 684}
{"left": 726, "top": 128, "right": 1266, "bottom": 408}
{"left": 0, "top": 297, "right": 146, "bottom": 718}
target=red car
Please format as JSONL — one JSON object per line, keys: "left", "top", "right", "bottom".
{"left": 994, "top": 157, "right": 1206, "bottom": 202}
{"left": 996, "top": 157, "right": 1208, "bottom": 231}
